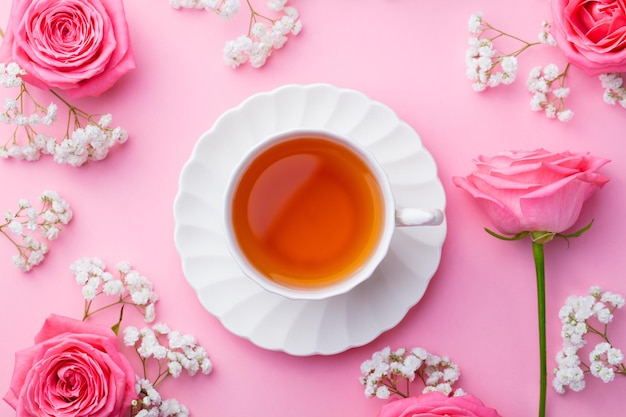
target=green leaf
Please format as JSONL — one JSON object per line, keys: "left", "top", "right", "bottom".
{"left": 111, "top": 321, "right": 120, "bottom": 336}
{"left": 556, "top": 219, "right": 594, "bottom": 239}
{"left": 484, "top": 228, "right": 529, "bottom": 241}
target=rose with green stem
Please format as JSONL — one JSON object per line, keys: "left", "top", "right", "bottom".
{"left": 453, "top": 149, "right": 609, "bottom": 417}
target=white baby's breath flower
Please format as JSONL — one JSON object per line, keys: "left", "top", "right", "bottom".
{"left": 103, "top": 279, "right": 125, "bottom": 296}
{"left": 8, "top": 220, "right": 22, "bottom": 235}
{"left": 557, "top": 109, "right": 574, "bottom": 122}
{"left": 168, "top": 361, "right": 183, "bottom": 378}
{"left": 123, "top": 326, "right": 141, "bottom": 346}
{"left": 216, "top": 1, "right": 300, "bottom": 68}
{"left": 1, "top": 191, "right": 71, "bottom": 271}
{"left": 360, "top": 346, "right": 462, "bottom": 399}
{"left": 375, "top": 386, "right": 390, "bottom": 399}
{"left": 144, "top": 303, "right": 156, "bottom": 322}
{"left": 543, "top": 64, "right": 560, "bottom": 80}
{"left": 153, "top": 322, "right": 170, "bottom": 334}
{"left": 554, "top": 287, "right": 625, "bottom": 393}
{"left": 538, "top": 21, "right": 557, "bottom": 46}
{"left": 468, "top": 12, "right": 483, "bottom": 34}
{"left": 607, "top": 348, "right": 624, "bottom": 366}
{"left": 82, "top": 284, "right": 98, "bottom": 301}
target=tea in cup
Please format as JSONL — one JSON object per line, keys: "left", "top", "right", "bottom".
{"left": 224, "top": 129, "right": 443, "bottom": 300}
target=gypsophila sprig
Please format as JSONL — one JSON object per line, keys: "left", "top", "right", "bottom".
{"left": 71, "top": 258, "right": 159, "bottom": 333}
{"left": 527, "top": 63, "right": 574, "bottom": 121}
{"left": 133, "top": 378, "right": 190, "bottom": 417}
{"left": 553, "top": 286, "right": 626, "bottom": 394}
{"left": 1, "top": 190, "right": 72, "bottom": 272}
{"left": 600, "top": 73, "right": 626, "bottom": 108}
{"left": 125, "top": 324, "right": 212, "bottom": 417}
{"left": 170, "top": 0, "right": 302, "bottom": 68}
{"left": 70, "top": 257, "right": 213, "bottom": 417}
{"left": 124, "top": 324, "right": 213, "bottom": 382}
{"left": 466, "top": 13, "right": 546, "bottom": 92}
{"left": 466, "top": 12, "right": 626, "bottom": 121}
{"left": 0, "top": 62, "right": 128, "bottom": 166}
{"left": 359, "top": 346, "right": 464, "bottom": 400}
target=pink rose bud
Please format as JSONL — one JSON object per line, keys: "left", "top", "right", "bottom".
{"left": 453, "top": 149, "right": 609, "bottom": 235}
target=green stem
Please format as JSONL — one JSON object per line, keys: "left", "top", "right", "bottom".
{"left": 532, "top": 241, "right": 547, "bottom": 417}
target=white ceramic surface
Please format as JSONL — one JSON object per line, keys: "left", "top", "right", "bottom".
{"left": 173, "top": 84, "right": 447, "bottom": 356}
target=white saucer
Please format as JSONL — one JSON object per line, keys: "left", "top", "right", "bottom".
{"left": 173, "top": 84, "right": 447, "bottom": 356}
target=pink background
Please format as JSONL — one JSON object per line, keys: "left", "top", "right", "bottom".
{"left": 1, "top": 1, "right": 625, "bottom": 416}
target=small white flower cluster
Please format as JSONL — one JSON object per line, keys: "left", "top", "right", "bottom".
{"left": 0, "top": 62, "right": 25, "bottom": 88}
{"left": 553, "top": 286, "right": 626, "bottom": 394}
{"left": 133, "top": 378, "right": 190, "bottom": 417}
{"left": 537, "top": 21, "right": 557, "bottom": 47}
{"left": 125, "top": 323, "right": 212, "bottom": 417}
{"left": 600, "top": 73, "right": 626, "bottom": 108}
{"left": 169, "top": 0, "right": 240, "bottom": 18}
{"left": 170, "top": 0, "right": 301, "bottom": 68}
{"left": 527, "top": 64, "right": 574, "bottom": 121}
{"left": 466, "top": 14, "right": 518, "bottom": 91}
{"left": 2, "top": 190, "right": 72, "bottom": 272}
{"left": 466, "top": 13, "right": 554, "bottom": 92}
{"left": 71, "top": 258, "right": 159, "bottom": 322}
{"left": 69, "top": 256, "right": 212, "bottom": 417}
{"left": 465, "top": 37, "right": 518, "bottom": 91}
{"left": 124, "top": 323, "right": 213, "bottom": 377}
{"left": 53, "top": 114, "right": 128, "bottom": 167}
{"left": 359, "top": 346, "right": 463, "bottom": 400}
{"left": 465, "top": 12, "right": 626, "bottom": 121}
{"left": 0, "top": 62, "right": 128, "bottom": 166}
{"left": 1, "top": 99, "right": 57, "bottom": 128}
{"left": 223, "top": 4, "right": 301, "bottom": 68}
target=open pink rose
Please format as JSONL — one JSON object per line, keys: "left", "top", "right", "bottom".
{"left": 377, "top": 392, "right": 502, "bottom": 417}
{"left": 0, "top": 0, "right": 135, "bottom": 98}
{"left": 551, "top": 0, "right": 626, "bottom": 75}
{"left": 3, "top": 314, "right": 137, "bottom": 417}
{"left": 452, "top": 149, "right": 609, "bottom": 235}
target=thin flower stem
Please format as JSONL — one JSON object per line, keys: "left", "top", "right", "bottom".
{"left": 405, "top": 377, "right": 410, "bottom": 397}
{"left": 0, "top": 227, "right": 25, "bottom": 256}
{"left": 483, "top": 22, "right": 532, "bottom": 44}
{"left": 482, "top": 22, "right": 541, "bottom": 56}
{"left": 511, "top": 42, "right": 541, "bottom": 57}
{"left": 245, "top": 0, "right": 276, "bottom": 35}
{"left": 83, "top": 297, "right": 126, "bottom": 319}
{"left": 48, "top": 88, "right": 73, "bottom": 109}
{"left": 532, "top": 241, "right": 547, "bottom": 417}
{"left": 140, "top": 357, "right": 148, "bottom": 380}
{"left": 152, "top": 363, "right": 171, "bottom": 388}
{"left": 586, "top": 324, "right": 610, "bottom": 341}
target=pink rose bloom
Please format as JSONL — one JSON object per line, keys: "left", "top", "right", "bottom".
{"left": 377, "top": 392, "right": 502, "bottom": 417}
{"left": 4, "top": 314, "right": 137, "bottom": 417}
{"left": 452, "top": 149, "right": 609, "bottom": 235}
{"left": 551, "top": 0, "right": 626, "bottom": 75}
{"left": 0, "top": 0, "right": 135, "bottom": 98}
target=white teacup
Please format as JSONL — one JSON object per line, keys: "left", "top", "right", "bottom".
{"left": 224, "top": 129, "right": 444, "bottom": 300}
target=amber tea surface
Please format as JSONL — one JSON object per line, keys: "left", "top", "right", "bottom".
{"left": 231, "top": 137, "right": 384, "bottom": 289}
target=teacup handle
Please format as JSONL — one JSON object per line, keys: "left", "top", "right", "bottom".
{"left": 395, "top": 208, "right": 444, "bottom": 227}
